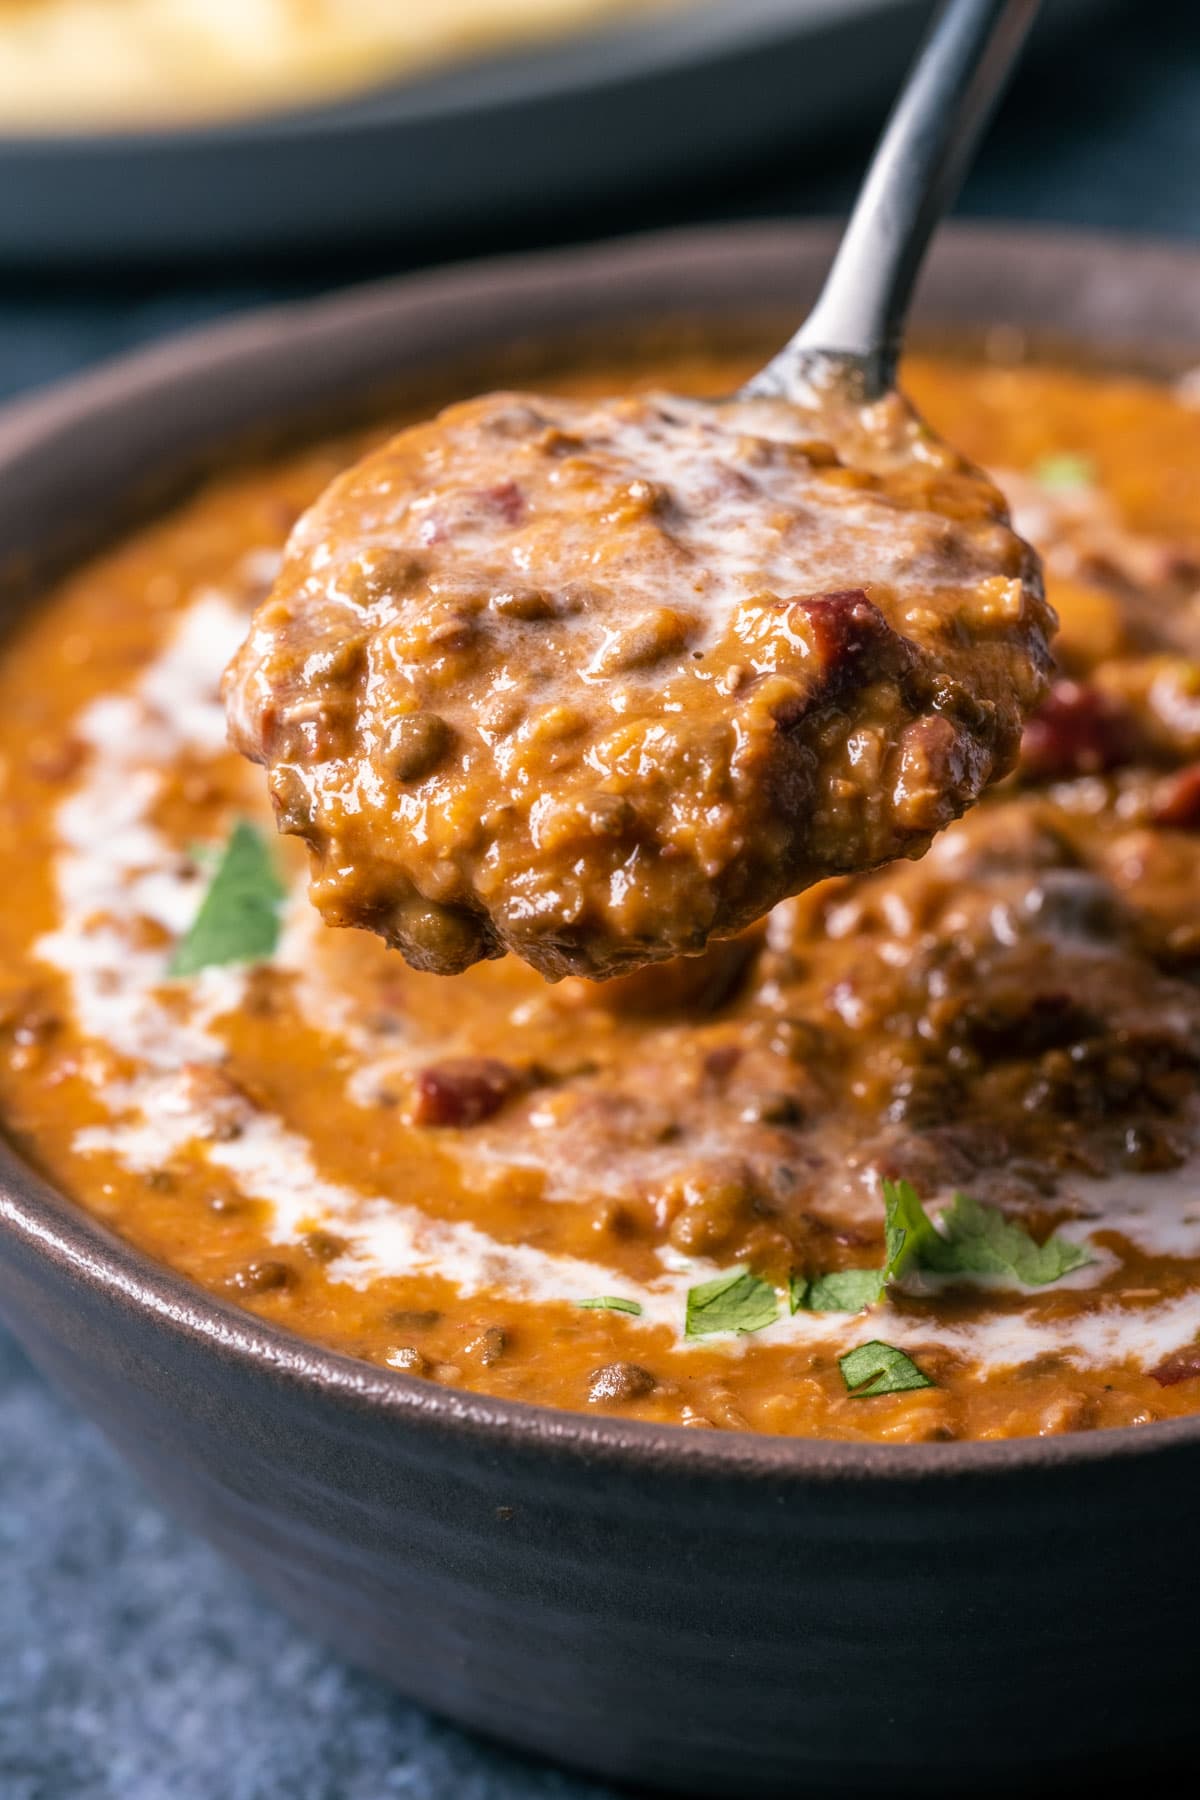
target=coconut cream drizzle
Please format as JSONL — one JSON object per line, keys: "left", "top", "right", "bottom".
{"left": 32, "top": 583, "right": 1200, "bottom": 1370}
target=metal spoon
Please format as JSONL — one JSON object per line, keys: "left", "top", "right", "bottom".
{"left": 745, "top": 0, "right": 1039, "bottom": 406}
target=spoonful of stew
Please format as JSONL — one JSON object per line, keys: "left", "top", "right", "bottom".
{"left": 226, "top": 0, "right": 1052, "bottom": 981}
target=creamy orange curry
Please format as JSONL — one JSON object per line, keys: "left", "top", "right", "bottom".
{"left": 3, "top": 331, "right": 1200, "bottom": 1442}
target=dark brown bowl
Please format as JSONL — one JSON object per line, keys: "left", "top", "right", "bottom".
{"left": 2, "top": 224, "right": 1200, "bottom": 1798}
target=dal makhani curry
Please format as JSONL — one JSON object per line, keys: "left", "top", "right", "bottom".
{"left": 2, "top": 333, "right": 1200, "bottom": 1443}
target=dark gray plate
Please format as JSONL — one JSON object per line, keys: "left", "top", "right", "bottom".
{"left": 0, "top": 0, "right": 949, "bottom": 266}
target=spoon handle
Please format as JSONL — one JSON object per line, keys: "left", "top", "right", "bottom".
{"left": 746, "top": 0, "right": 1039, "bottom": 401}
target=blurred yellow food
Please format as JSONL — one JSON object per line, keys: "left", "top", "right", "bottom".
{"left": 0, "top": 0, "right": 688, "bottom": 131}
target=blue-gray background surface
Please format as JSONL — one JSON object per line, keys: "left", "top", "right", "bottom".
{"left": 1, "top": 6, "right": 1195, "bottom": 1796}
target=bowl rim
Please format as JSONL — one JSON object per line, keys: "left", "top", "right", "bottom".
{"left": 4, "top": 217, "right": 1200, "bottom": 1485}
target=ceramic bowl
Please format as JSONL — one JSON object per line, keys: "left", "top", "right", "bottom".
{"left": 2, "top": 224, "right": 1199, "bottom": 1797}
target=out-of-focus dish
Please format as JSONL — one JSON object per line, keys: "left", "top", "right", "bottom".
{"left": 0, "top": 0, "right": 1001, "bottom": 265}
{"left": 0, "top": 0, "right": 1103, "bottom": 267}
{"left": 0, "top": 0, "right": 687, "bottom": 129}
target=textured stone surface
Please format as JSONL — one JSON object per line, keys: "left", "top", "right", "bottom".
{"left": 1, "top": 6, "right": 1195, "bottom": 1792}
{"left": 0, "top": 1332, "right": 617, "bottom": 1800}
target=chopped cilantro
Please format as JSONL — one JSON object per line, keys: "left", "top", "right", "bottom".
{"left": 168, "top": 820, "right": 286, "bottom": 977}
{"left": 685, "top": 1267, "right": 778, "bottom": 1338}
{"left": 804, "top": 1267, "right": 885, "bottom": 1313}
{"left": 881, "top": 1177, "right": 941, "bottom": 1282}
{"left": 577, "top": 1295, "right": 643, "bottom": 1316}
{"left": 1032, "top": 452, "right": 1095, "bottom": 491}
{"left": 881, "top": 1177, "right": 1090, "bottom": 1287}
{"left": 778, "top": 1182, "right": 1090, "bottom": 1339}
{"left": 839, "top": 1340, "right": 934, "bottom": 1397}
{"left": 925, "top": 1191, "right": 1092, "bottom": 1286}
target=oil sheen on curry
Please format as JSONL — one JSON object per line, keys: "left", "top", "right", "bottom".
{"left": 3, "top": 333, "right": 1200, "bottom": 1443}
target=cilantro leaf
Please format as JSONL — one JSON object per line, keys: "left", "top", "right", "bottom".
{"left": 881, "top": 1177, "right": 941, "bottom": 1282}
{"left": 685, "top": 1267, "right": 777, "bottom": 1338}
{"left": 931, "top": 1191, "right": 1092, "bottom": 1286}
{"left": 880, "top": 1178, "right": 1090, "bottom": 1289}
{"left": 786, "top": 1182, "right": 1091, "bottom": 1331}
{"left": 803, "top": 1267, "right": 884, "bottom": 1312}
{"left": 839, "top": 1340, "right": 934, "bottom": 1397}
{"left": 168, "top": 820, "right": 286, "bottom": 977}
{"left": 1032, "top": 452, "right": 1095, "bottom": 491}
{"left": 577, "top": 1295, "right": 643, "bottom": 1316}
